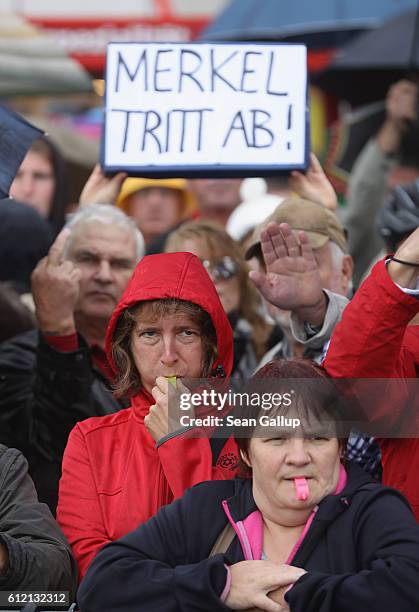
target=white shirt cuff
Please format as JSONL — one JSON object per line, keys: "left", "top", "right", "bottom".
{"left": 385, "top": 258, "right": 419, "bottom": 294}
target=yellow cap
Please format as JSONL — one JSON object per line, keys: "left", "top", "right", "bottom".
{"left": 117, "top": 178, "right": 197, "bottom": 220}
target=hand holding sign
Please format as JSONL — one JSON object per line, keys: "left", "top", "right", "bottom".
{"left": 290, "top": 153, "right": 338, "bottom": 212}
{"left": 79, "top": 164, "right": 127, "bottom": 207}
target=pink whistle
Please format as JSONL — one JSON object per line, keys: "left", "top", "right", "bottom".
{"left": 294, "top": 477, "right": 309, "bottom": 501}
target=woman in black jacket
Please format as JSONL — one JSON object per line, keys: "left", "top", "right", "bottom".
{"left": 78, "top": 360, "right": 419, "bottom": 612}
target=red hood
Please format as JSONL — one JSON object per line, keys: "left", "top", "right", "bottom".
{"left": 105, "top": 252, "right": 233, "bottom": 377}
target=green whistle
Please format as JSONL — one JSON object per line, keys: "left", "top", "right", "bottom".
{"left": 166, "top": 375, "right": 177, "bottom": 388}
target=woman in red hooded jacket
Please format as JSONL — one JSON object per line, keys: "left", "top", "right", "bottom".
{"left": 57, "top": 252, "right": 239, "bottom": 580}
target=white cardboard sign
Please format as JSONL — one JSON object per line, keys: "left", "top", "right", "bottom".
{"left": 102, "top": 42, "right": 309, "bottom": 176}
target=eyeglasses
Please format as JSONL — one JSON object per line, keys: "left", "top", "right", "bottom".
{"left": 201, "top": 256, "right": 239, "bottom": 282}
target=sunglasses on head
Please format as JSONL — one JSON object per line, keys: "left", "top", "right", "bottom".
{"left": 201, "top": 256, "right": 239, "bottom": 281}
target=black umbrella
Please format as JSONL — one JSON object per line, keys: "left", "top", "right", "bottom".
{"left": 0, "top": 105, "right": 44, "bottom": 199}
{"left": 313, "top": 8, "right": 419, "bottom": 105}
{"left": 200, "top": 0, "right": 419, "bottom": 49}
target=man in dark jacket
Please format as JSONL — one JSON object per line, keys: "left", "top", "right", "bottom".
{"left": 0, "top": 444, "right": 76, "bottom": 595}
{"left": 0, "top": 204, "right": 144, "bottom": 512}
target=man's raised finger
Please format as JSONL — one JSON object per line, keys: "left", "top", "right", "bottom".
{"left": 47, "top": 228, "right": 71, "bottom": 266}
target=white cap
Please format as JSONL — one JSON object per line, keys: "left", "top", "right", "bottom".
{"left": 227, "top": 189, "right": 285, "bottom": 241}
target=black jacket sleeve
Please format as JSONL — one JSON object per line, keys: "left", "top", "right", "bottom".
{"left": 286, "top": 490, "right": 419, "bottom": 612}
{"left": 0, "top": 446, "right": 77, "bottom": 595}
{"left": 0, "top": 331, "right": 118, "bottom": 461}
{"left": 77, "top": 489, "right": 230, "bottom": 612}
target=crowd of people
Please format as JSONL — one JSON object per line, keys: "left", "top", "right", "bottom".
{"left": 0, "top": 77, "right": 418, "bottom": 612}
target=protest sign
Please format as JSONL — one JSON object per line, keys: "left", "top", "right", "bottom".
{"left": 102, "top": 42, "right": 309, "bottom": 176}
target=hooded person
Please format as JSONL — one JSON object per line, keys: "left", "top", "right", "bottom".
{"left": 10, "top": 136, "right": 68, "bottom": 236}
{"left": 57, "top": 251, "right": 239, "bottom": 581}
